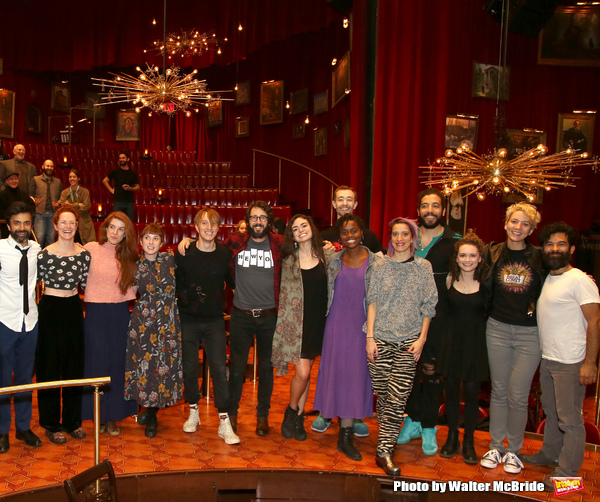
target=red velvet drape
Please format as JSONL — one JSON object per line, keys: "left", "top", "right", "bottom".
{"left": 371, "top": 0, "right": 600, "bottom": 246}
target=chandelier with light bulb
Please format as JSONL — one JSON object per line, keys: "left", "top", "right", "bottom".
{"left": 150, "top": 29, "right": 226, "bottom": 58}
{"left": 90, "top": 0, "right": 231, "bottom": 116}
{"left": 421, "top": 144, "right": 599, "bottom": 202}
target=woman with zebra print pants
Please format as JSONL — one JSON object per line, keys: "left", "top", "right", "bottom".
{"left": 366, "top": 217, "right": 437, "bottom": 476}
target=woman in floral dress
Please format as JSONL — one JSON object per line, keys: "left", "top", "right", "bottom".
{"left": 124, "top": 222, "right": 183, "bottom": 437}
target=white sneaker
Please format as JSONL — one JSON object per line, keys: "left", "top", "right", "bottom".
{"left": 183, "top": 407, "right": 200, "bottom": 433}
{"left": 480, "top": 449, "right": 502, "bottom": 469}
{"left": 218, "top": 416, "right": 240, "bottom": 445}
{"left": 502, "top": 452, "right": 524, "bottom": 474}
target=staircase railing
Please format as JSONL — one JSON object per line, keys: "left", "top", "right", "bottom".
{"left": 252, "top": 149, "right": 339, "bottom": 226}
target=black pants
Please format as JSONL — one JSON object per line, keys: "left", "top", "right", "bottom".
{"left": 36, "top": 295, "right": 84, "bottom": 433}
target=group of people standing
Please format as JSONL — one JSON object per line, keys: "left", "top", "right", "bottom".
{"left": 0, "top": 177, "right": 598, "bottom": 493}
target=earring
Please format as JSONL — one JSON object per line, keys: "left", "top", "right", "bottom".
{"left": 294, "top": 241, "right": 298, "bottom": 248}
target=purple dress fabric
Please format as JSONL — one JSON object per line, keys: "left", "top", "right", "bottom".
{"left": 314, "top": 259, "right": 373, "bottom": 419}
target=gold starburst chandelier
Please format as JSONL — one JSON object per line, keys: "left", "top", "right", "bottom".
{"left": 421, "top": 144, "right": 599, "bottom": 202}
{"left": 150, "top": 29, "right": 226, "bottom": 58}
{"left": 91, "top": 0, "right": 230, "bottom": 115}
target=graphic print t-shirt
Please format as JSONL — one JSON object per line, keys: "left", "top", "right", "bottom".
{"left": 233, "top": 237, "right": 275, "bottom": 310}
{"left": 490, "top": 248, "right": 541, "bottom": 327}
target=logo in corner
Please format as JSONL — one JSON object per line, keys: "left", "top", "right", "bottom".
{"left": 551, "top": 477, "right": 584, "bottom": 497}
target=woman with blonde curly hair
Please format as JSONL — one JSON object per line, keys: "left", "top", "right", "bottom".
{"left": 479, "top": 203, "right": 543, "bottom": 474}
{"left": 82, "top": 212, "right": 139, "bottom": 436}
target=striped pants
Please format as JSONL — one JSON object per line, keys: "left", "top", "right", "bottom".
{"left": 368, "top": 337, "right": 418, "bottom": 456}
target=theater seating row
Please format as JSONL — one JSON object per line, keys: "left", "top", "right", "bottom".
{"left": 75, "top": 172, "right": 250, "bottom": 190}
{"left": 48, "top": 160, "right": 232, "bottom": 176}
{"left": 87, "top": 188, "right": 279, "bottom": 208}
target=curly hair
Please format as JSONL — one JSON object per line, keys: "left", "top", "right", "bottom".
{"left": 245, "top": 201, "right": 273, "bottom": 228}
{"left": 98, "top": 212, "right": 139, "bottom": 294}
{"left": 448, "top": 231, "right": 486, "bottom": 284}
{"left": 505, "top": 203, "right": 541, "bottom": 231}
{"left": 282, "top": 214, "right": 324, "bottom": 262}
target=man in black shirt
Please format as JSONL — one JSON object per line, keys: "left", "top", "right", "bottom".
{"left": 102, "top": 151, "right": 139, "bottom": 222}
{"left": 320, "top": 185, "right": 382, "bottom": 253}
{"left": 175, "top": 208, "right": 239, "bottom": 445}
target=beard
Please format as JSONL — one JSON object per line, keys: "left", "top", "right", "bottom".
{"left": 543, "top": 249, "right": 572, "bottom": 270}
{"left": 419, "top": 212, "right": 442, "bottom": 229}
{"left": 119, "top": 161, "right": 128, "bottom": 167}
{"left": 43, "top": 169, "right": 54, "bottom": 178}
{"left": 11, "top": 229, "right": 31, "bottom": 244}
{"left": 249, "top": 223, "right": 269, "bottom": 239}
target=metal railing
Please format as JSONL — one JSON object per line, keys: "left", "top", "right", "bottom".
{"left": 252, "top": 149, "right": 339, "bottom": 225}
{"left": 0, "top": 377, "right": 111, "bottom": 466}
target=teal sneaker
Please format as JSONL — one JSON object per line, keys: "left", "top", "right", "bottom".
{"left": 421, "top": 426, "right": 438, "bottom": 455}
{"left": 396, "top": 417, "right": 422, "bottom": 444}
{"left": 352, "top": 419, "right": 369, "bottom": 437}
{"left": 311, "top": 414, "right": 332, "bottom": 433}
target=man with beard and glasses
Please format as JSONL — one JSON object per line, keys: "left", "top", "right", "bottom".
{"left": 225, "top": 201, "right": 283, "bottom": 436}
{"left": 320, "top": 186, "right": 382, "bottom": 254}
{"left": 396, "top": 188, "right": 460, "bottom": 456}
{"left": 521, "top": 221, "right": 600, "bottom": 492}
{"left": 0, "top": 144, "right": 36, "bottom": 194}
{"left": 0, "top": 202, "right": 42, "bottom": 453}
{"left": 102, "top": 151, "right": 140, "bottom": 222}
{"left": 30, "top": 160, "right": 63, "bottom": 247}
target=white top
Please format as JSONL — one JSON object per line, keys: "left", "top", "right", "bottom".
{"left": 0, "top": 236, "right": 41, "bottom": 332}
{"left": 537, "top": 267, "right": 600, "bottom": 364}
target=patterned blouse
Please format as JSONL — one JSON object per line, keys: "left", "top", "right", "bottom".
{"left": 37, "top": 248, "right": 91, "bottom": 290}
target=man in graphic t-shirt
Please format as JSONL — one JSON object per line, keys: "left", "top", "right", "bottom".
{"left": 521, "top": 222, "right": 600, "bottom": 491}
{"left": 102, "top": 151, "right": 139, "bottom": 222}
{"left": 226, "top": 201, "right": 283, "bottom": 437}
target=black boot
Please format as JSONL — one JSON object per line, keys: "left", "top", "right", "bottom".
{"left": 281, "top": 405, "right": 297, "bottom": 439}
{"left": 294, "top": 412, "right": 307, "bottom": 441}
{"left": 462, "top": 436, "right": 478, "bottom": 465}
{"left": 439, "top": 430, "right": 460, "bottom": 458}
{"left": 337, "top": 427, "right": 362, "bottom": 461}
{"left": 145, "top": 409, "right": 158, "bottom": 438}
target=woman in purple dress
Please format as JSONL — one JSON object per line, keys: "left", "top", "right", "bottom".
{"left": 313, "top": 214, "right": 381, "bottom": 461}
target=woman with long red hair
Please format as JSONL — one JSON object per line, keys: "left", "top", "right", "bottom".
{"left": 81, "top": 211, "right": 139, "bottom": 435}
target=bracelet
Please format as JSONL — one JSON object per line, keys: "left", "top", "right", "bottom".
{"left": 366, "top": 336, "right": 374, "bottom": 339}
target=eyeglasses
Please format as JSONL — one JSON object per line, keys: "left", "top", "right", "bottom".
{"left": 249, "top": 215, "right": 267, "bottom": 223}
{"left": 58, "top": 221, "right": 78, "bottom": 227}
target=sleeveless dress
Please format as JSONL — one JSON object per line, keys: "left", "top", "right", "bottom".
{"left": 439, "top": 286, "right": 489, "bottom": 382}
{"left": 313, "top": 259, "right": 373, "bottom": 418}
{"left": 300, "top": 261, "right": 328, "bottom": 359}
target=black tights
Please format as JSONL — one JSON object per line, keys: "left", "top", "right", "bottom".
{"left": 444, "top": 378, "right": 480, "bottom": 439}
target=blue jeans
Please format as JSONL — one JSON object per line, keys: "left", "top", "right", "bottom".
{"left": 539, "top": 358, "right": 586, "bottom": 476}
{"left": 181, "top": 314, "right": 229, "bottom": 412}
{"left": 33, "top": 212, "right": 56, "bottom": 248}
{"left": 486, "top": 317, "right": 541, "bottom": 454}
{"left": 0, "top": 321, "right": 38, "bottom": 434}
{"left": 228, "top": 309, "right": 276, "bottom": 418}
{"left": 113, "top": 201, "right": 135, "bottom": 223}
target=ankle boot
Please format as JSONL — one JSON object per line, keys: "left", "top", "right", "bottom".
{"left": 281, "top": 405, "right": 297, "bottom": 439}
{"left": 439, "top": 430, "right": 460, "bottom": 458}
{"left": 337, "top": 427, "right": 362, "bottom": 461}
{"left": 462, "top": 436, "right": 478, "bottom": 465}
{"left": 294, "top": 412, "right": 307, "bottom": 441}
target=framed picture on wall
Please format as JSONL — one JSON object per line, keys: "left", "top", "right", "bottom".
{"left": 84, "top": 92, "right": 106, "bottom": 119}
{"left": 314, "top": 127, "right": 327, "bottom": 156}
{"left": 235, "top": 81, "right": 251, "bottom": 106}
{"left": 259, "top": 80, "right": 284, "bottom": 125}
{"left": 115, "top": 110, "right": 140, "bottom": 141}
{"left": 235, "top": 116, "right": 249, "bottom": 138}
{"left": 471, "top": 63, "right": 509, "bottom": 101}
{"left": 445, "top": 114, "right": 479, "bottom": 150}
{"left": 332, "top": 51, "right": 351, "bottom": 108}
{"left": 51, "top": 82, "right": 70, "bottom": 113}
{"left": 25, "top": 104, "right": 43, "bottom": 135}
{"left": 293, "top": 122, "right": 306, "bottom": 139}
{"left": 447, "top": 189, "right": 468, "bottom": 235}
{"left": 207, "top": 100, "right": 223, "bottom": 127}
{"left": 313, "top": 90, "right": 328, "bottom": 115}
{"left": 290, "top": 88, "right": 308, "bottom": 115}
{"left": 0, "top": 89, "right": 15, "bottom": 139}
{"left": 539, "top": 6, "right": 600, "bottom": 67}
{"left": 506, "top": 128, "right": 546, "bottom": 157}
{"left": 557, "top": 112, "right": 595, "bottom": 154}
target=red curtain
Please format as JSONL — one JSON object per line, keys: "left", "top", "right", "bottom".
{"left": 371, "top": 0, "right": 600, "bottom": 246}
